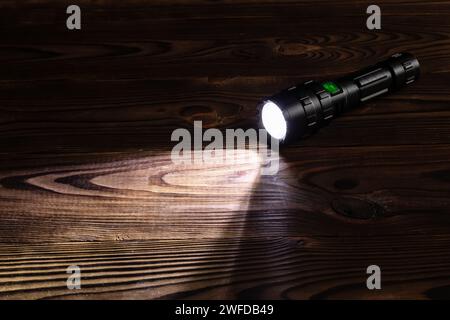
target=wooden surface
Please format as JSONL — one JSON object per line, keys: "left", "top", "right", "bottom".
{"left": 1, "top": 0, "right": 450, "bottom": 299}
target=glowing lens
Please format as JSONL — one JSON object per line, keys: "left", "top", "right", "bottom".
{"left": 261, "top": 101, "right": 287, "bottom": 140}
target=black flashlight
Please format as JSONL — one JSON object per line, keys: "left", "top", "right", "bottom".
{"left": 260, "top": 52, "right": 420, "bottom": 142}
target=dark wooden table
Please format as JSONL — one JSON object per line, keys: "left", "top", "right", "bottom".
{"left": 1, "top": 0, "right": 450, "bottom": 299}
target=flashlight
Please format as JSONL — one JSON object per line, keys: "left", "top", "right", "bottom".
{"left": 260, "top": 52, "right": 420, "bottom": 142}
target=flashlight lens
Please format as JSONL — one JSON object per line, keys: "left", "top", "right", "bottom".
{"left": 261, "top": 101, "right": 287, "bottom": 140}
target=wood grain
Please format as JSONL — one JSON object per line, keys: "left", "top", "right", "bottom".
{"left": 1, "top": 235, "right": 450, "bottom": 300}
{"left": 0, "top": 0, "right": 450, "bottom": 299}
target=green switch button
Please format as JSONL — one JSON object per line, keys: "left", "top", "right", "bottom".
{"left": 322, "top": 81, "right": 341, "bottom": 95}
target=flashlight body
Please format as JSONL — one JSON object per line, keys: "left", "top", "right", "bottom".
{"left": 264, "top": 52, "right": 420, "bottom": 142}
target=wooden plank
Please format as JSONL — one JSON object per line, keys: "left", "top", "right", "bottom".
{"left": 0, "top": 73, "right": 449, "bottom": 153}
{"left": 1, "top": 144, "right": 450, "bottom": 242}
{"left": 0, "top": 2, "right": 449, "bottom": 79}
{"left": 0, "top": 33, "right": 449, "bottom": 79}
{"left": 0, "top": 235, "right": 449, "bottom": 299}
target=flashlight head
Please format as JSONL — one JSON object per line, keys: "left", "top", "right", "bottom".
{"left": 260, "top": 81, "right": 324, "bottom": 143}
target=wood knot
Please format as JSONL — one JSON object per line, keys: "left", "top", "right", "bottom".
{"left": 331, "top": 197, "right": 386, "bottom": 220}
{"left": 334, "top": 178, "right": 359, "bottom": 190}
